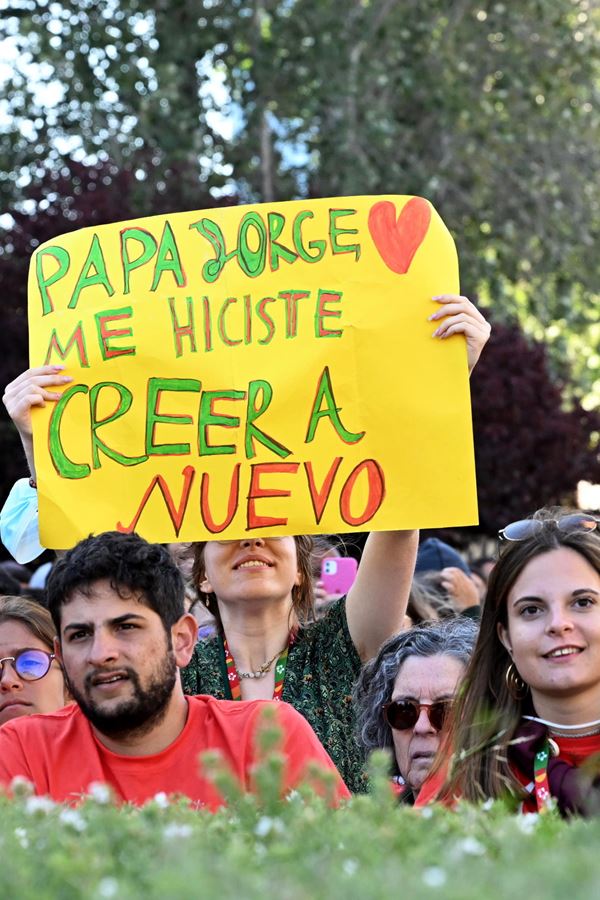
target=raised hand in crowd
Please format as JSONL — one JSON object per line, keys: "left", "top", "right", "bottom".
{"left": 2, "top": 365, "right": 73, "bottom": 482}
{"left": 438, "top": 566, "right": 481, "bottom": 612}
{"left": 429, "top": 294, "right": 491, "bottom": 374}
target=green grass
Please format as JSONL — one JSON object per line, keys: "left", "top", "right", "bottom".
{"left": 1, "top": 753, "right": 599, "bottom": 899}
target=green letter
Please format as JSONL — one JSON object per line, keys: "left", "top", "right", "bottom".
{"left": 48, "top": 384, "right": 91, "bottom": 479}
{"left": 329, "top": 209, "right": 360, "bottom": 260}
{"left": 237, "top": 212, "right": 267, "bottom": 278}
{"left": 199, "top": 390, "right": 246, "bottom": 456}
{"left": 94, "top": 307, "right": 135, "bottom": 360}
{"left": 146, "top": 378, "right": 201, "bottom": 456}
{"left": 36, "top": 246, "right": 71, "bottom": 315}
{"left": 190, "top": 218, "right": 235, "bottom": 283}
{"left": 90, "top": 382, "right": 148, "bottom": 469}
{"left": 150, "top": 221, "right": 186, "bottom": 291}
{"left": 268, "top": 212, "right": 297, "bottom": 270}
{"left": 121, "top": 228, "right": 157, "bottom": 294}
{"left": 245, "top": 380, "right": 291, "bottom": 459}
{"left": 305, "top": 367, "right": 365, "bottom": 444}
{"left": 292, "top": 210, "right": 326, "bottom": 262}
{"left": 69, "top": 234, "right": 115, "bottom": 309}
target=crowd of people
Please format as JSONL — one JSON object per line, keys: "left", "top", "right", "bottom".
{"left": 1, "top": 293, "right": 599, "bottom": 818}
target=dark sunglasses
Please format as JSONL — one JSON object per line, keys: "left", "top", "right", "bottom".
{"left": 383, "top": 699, "right": 452, "bottom": 732}
{"left": 0, "top": 649, "right": 55, "bottom": 682}
{"left": 498, "top": 514, "right": 600, "bottom": 542}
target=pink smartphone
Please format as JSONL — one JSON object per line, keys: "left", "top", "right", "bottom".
{"left": 320, "top": 557, "right": 358, "bottom": 595}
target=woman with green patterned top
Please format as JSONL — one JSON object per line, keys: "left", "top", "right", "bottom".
{"left": 180, "top": 294, "right": 490, "bottom": 792}
{"left": 183, "top": 532, "right": 417, "bottom": 791}
{"left": 181, "top": 531, "right": 418, "bottom": 793}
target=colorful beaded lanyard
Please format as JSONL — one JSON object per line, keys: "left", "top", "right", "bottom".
{"left": 223, "top": 633, "right": 295, "bottom": 702}
{"left": 533, "top": 739, "right": 552, "bottom": 813}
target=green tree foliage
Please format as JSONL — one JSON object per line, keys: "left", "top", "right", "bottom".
{"left": 1, "top": 0, "right": 598, "bottom": 400}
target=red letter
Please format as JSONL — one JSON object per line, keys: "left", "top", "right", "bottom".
{"left": 339, "top": 459, "right": 385, "bottom": 526}
{"left": 200, "top": 464, "right": 240, "bottom": 533}
{"left": 247, "top": 462, "right": 299, "bottom": 529}
{"left": 44, "top": 322, "right": 89, "bottom": 367}
{"left": 304, "top": 457, "right": 342, "bottom": 524}
{"left": 116, "top": 465, "right": 195, "bottom": 536}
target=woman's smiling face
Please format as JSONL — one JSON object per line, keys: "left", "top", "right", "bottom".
{"left": 200, "top": 537, "right": 301, "bottom": 607}
{"left": 498, "top": 547, "right": 600, "bottom": 716}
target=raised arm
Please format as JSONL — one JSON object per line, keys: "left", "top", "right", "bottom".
{"left": 2, "top": 365, "right": 73, "bottom": 482}
{"left": 1, "top": 366, "right": 72, "bottom": 563}
{"left": 346, "top": 529, "right": 419, "bottom": 662}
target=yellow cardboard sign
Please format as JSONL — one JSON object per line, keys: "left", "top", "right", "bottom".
{"left": 28, "top": 195, "right": 478, "bottom": 548}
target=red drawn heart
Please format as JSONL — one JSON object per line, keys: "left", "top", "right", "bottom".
{"left": 368, "top": 197, "right": 431, "bottom": 274}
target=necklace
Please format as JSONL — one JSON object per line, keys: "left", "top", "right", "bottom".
{"left": 223, "top": 633, "right": 295, "bottom": 701}
{"left": 237, "top": 648, "right": 283, "bottom": 680}
{"left": 523, "top": 715, "right": 600, "bottom": 738}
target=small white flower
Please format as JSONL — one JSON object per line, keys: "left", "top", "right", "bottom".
{"left": 153, "top": 792, "right": 170, "bottom": 808}
{"left": 10, "top": 776, "right": 34, "bottom": 797}
{"left": 97, "top": 877, "right": 119, "bottom": 898}
{"left": 14, "top": 826, "right": 29, "bottom": 849}
{"left": 343, "top": 859, "right": 359, "bottom": 876}
{"left": 457, "top": 837, "right": 485, "bottom": 856}
{"left": 481, "top": 798, "right": 494, "bottom": 812}
{"left": 60, "top": 809, "right": 87, "bottom": 832}
{"left": 254, "top": 816, "right": 285, "bottom": 838}
{"left": 422, "top": 867, "right": 447, "bottom": 888}
{"left": 516, "top": 812, "right": 539, "bottom": 835}
{"left": 163, "top": 823, "right": 193, "bottom": 840}
{"left": 25, "top": 795, "right": 55, "bottom": 815}
{"left": 254, "top": 816, "right": 274, "bottom": 837}
{"left": 88, "top": 782, "right": 112, "bottom": 804}
{"left": 419, "top": 806, "right": 433, "bottom": 819}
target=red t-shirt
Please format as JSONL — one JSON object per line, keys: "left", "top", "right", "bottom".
{"left": 0, "top": 695, "right": 350, "bottom": 809}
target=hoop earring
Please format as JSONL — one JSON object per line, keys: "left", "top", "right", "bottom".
{"left": 505, "top": 662, "right": 528, "bottom": 700}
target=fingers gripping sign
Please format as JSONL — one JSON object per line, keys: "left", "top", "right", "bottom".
{"left": 3, "top": 366, "right": 74, "bottom": 437}
{"left": 429, "top": 295, "right": 491, "bottom": 374}
{"left": 3, "top": 366, "right": 74, "bottom": 480}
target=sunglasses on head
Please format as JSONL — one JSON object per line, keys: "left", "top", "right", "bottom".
{"left": 0, "top": 649, "right": 55, "bottom": 682}
{"left": 498, "top": 514, "right": 600, "bottom": 542}
{"left": 382, "top": 699, "right": 452, "bottom": 732}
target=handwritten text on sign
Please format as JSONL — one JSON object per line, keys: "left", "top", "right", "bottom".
{"left": 28, "top": 196, "right": 478, "bottom": 548}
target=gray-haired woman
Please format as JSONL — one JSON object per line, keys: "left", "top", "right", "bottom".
{"left": 355, "top": 618, "right": 477, "bottom": 802}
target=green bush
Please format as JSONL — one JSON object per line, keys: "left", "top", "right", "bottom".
{"left": 1, "top": 753, "right": 598, "bottom": 899}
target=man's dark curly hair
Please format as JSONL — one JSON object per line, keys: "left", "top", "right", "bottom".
{"left": 46, "top": 531, "right": 185, "bottom": 634}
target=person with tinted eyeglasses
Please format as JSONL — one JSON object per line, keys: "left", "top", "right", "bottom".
{"left": 0, "top": 596, "right": 67, "bottom": 726}
{"left": 354, "top": 617, "right": 476, "bottom": 802}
